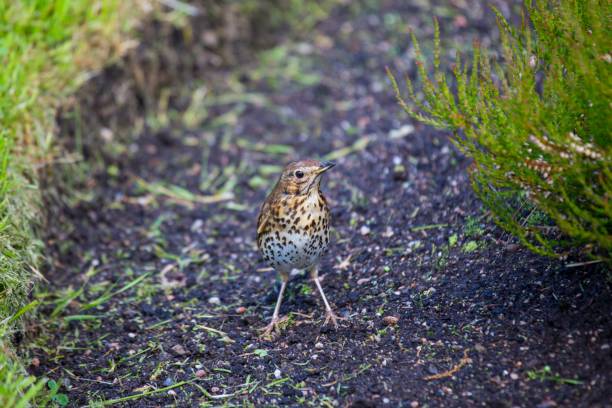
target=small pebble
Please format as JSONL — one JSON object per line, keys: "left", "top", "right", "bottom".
{"left": 211, "top": 386, "right": 220, "bottom": 393}
{"left": 235, "top": 306, "right": 247, "bottom": 314}
{"left": 357, "top": 278, "right": 371, "bottom": 285}
{"left": 191, "top": 219, "right": 204, "bottom": 232}
{"left": 510, "top": 372, "right": 519, "bottom": 380}
{"left": 171, "top": 344, "right": 187, "bottom": 356}
{"left": 536, "top": 400, "right": 558, "bottom": 408}
{"left": 389, "top": 124, "right": 414, "bottom": 139}
{"left": 274, "top": 368, "right": 281, "bottom": 379}
{"left": 411, "top": 402, "right": 419, "bottom": 408}
{"left": 195, "top": 369, "right": 206, "bottom": 378}
{"left": 167, "top": 390, "right": 177, "bottom": 396}
{"left": 315, "top": 342, "right": 324, "bottom": 349}
{"left": 208, "top": 296, "right": 221, "bottom": 305}
{"left": 383, "top": 397, "right": 390, "bottom": 404}
{"left": 360, "top": 225, "right": 371, "bottom": 235}
{"left": 163, "top": 377, "right": 174, "bottom": 387}
{"left": 383, "top": 316, "right": 399, "bottom": 325}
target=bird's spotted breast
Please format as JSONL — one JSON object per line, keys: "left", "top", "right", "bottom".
{"left": 258, "top": 191, "right": 330, "bottom": 271}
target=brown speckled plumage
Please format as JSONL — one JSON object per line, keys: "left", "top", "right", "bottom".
{"left": 256, "top": 159, "right": 343, "bottom": 337}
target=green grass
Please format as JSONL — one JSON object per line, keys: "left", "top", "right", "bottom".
{"left": 0, "top": 0, "right": 145, "bottom": 404}
{"left": 0, "top": 345, "right": 48, "bottom": 408}
{"left": 0, "top": 0, "right": 142, "bottom": 327}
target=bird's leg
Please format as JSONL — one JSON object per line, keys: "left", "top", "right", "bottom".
{"left": 310, "top": 266, "right": 345, "bottom": 328}
{"left": 260, "top": 275, "right": 288, "bottom": 338}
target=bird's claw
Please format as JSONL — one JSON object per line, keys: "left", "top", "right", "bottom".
{"left": 323, "top": 310, "right": 346, "bottom": 329}
{"left": 259, "top": 316, "right": 287, "bottom": 339}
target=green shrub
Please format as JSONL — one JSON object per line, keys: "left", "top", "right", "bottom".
{"left": 388, "top": 0, "right": 611, "bottom": 262}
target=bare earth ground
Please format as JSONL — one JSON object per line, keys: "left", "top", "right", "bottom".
{"left": 27, "top": 1, "right": 611, "bottom": 407}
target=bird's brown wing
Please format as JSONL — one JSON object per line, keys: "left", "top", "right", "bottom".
{"left": 256, "top": 199, "right": 271, "bottom": 237}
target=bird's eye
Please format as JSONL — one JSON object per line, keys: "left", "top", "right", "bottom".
{"left": 295, "top": 170, "right": 304, "bottom": 179}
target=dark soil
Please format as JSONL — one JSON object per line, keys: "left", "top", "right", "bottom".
{"left": 30, "top": 1, "right": 611, "bottom": 407}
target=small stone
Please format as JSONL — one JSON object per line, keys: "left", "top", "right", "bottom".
{"left": 31, "top": 357, "right": 40, "bottom": 367}
{"left": 171, "top": 344, "right": 187, "bottom": 356}
{"left": 453, "top": 15, "right": 468, "bottom": 29}
{"left": 274, "top": 368, "right": 281, "bottom": 379}
{"left": 382, "top": 226, "right": 394, "bottom": 237}
{"left": 208, "top": 296, "right": 221, "bottom": 305}
{"left": 536, "top": 400, "right": 557, "bottom": 408}
{"left": 506, "top": 243, "right": 520, "bottom": 252}
{"left": 163, "top": 377, "right": 174, "bottom": 387}
{"left": 235, "top": 306, "right": 247, "bottom": 314}
{"left": 211, "top": 386, "right": 220, "bottom": 393}
{"left": 128, "top": 332, "right": 136, "bottom": 338}
{"left": 100, "top": 127, "right": 114, "bottom": 142}
{"left": 167, "top": 390, "right": 177, "bottom": 396}
{"left": 195, "top": 369, "right": 206, "bottom": 378}
{"left": 315, "top": 342, "right": 324, "bottom": 349}
{"left": 360, "top": 225, "right": 371, "bottom": 235}
{"left": 383, "top": 316, "right": 399, "bottom": 326}
{"left": 383, "top": 397, "right": 390, "bottom": 404}
{"left": 474, "top": 343, "right": 486, "bottom": 353}
{"left": 357, "top": 277, "right": 371, "bottom": 285}
{"left": 510, "top": 372, "right": 519, "bottom": 380}
{"left": 389, "top": 124, "right": 414, "bottom": 139}
{"left": 427, "top": 365, "right": 438, "bottom": 375}
{"left": 411, "top": 402, "right": 419, "bottom": 408}
{"left": 191, "top": 219, "right": 204, "bottom": 232}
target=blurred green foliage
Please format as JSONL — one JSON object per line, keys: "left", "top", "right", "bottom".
{"left": 0, "top": 0, "right": 143, "bottom": 402}
{"left": 389, "top": 0, "right": 611, "bottom": 262}
{"left": 0, "top": 0, "right": 141, "bottom": 324}
{"left": 240, "top": 0, "right": 338, "bottom": 38}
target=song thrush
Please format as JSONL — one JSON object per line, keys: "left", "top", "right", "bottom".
{"left": 257, "top": 159, "right": 343, "bottom": 336}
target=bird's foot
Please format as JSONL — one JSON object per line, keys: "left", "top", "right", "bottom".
{"left": 259, "top": 315, "right": 287, "bottom": 339}
{"left": 323, "top": 309, "right": 346, "bottom": 329}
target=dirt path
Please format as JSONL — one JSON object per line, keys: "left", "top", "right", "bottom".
{"left": 32, "top": 1, "right": 610, "bottom": 406}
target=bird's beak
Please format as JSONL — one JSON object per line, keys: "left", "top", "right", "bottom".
{"left": 316, "top": 161, "right": 336, "bottom": 174}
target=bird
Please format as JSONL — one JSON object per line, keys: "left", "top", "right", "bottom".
{"left": 256, "top": 159, "right": 343, "bottom": 336}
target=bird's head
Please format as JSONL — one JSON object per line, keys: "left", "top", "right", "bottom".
{"left": 276, "top": 159, "right": 335, "bottom": 196}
